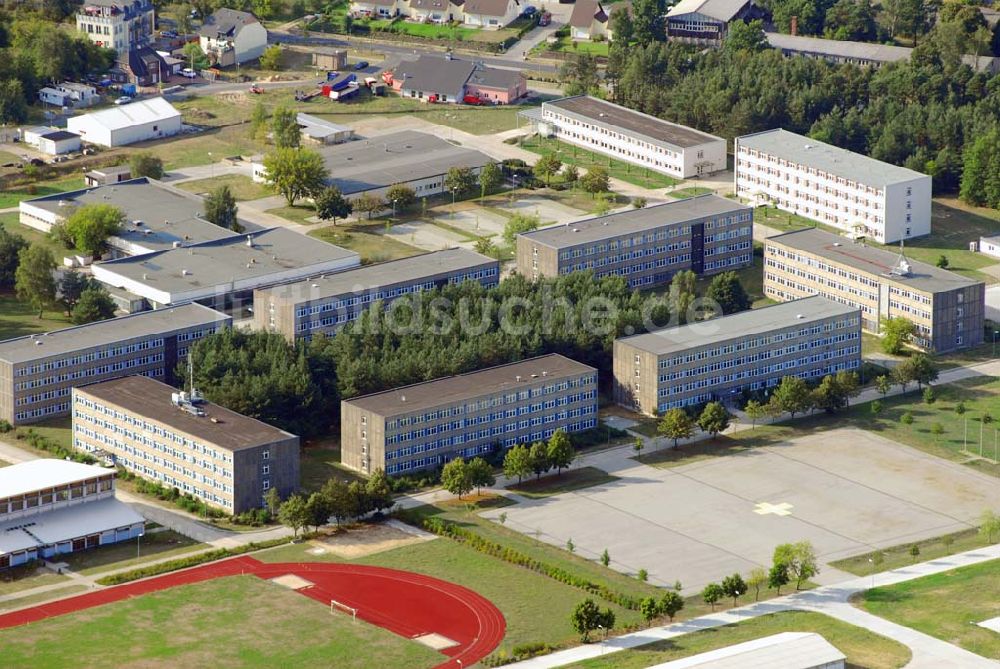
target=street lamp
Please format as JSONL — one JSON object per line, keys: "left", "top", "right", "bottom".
{"left": 451, "top": 186, "right": 458, "bottom": 218}
{"left": 208, "top": 151, "right": 213, "bottom": 178}
{"left": 391, "top": 197, "right": 399, "bottom": 220}
{"left": 992, "top": 330, "right": 999, "bottom": 357}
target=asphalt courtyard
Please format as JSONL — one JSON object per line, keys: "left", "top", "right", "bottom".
{"left": 481, "top": 428, "right": 1000, "bottom": 594}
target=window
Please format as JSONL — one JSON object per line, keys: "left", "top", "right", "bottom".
{"left": 262, "top": 450, "right": 270, "bottom": 459}
{"left": 262, "top": 464, "right": 270, "bottom": 475}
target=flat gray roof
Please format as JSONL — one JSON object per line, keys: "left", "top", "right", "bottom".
{"left": 545, "top": 96, "right": 724, "bottom": 150}
{"left": 22, "top": 178, "right": 239, "bottom": 252}
{"left": 94, "top": 228, "right": 358, "bottom": 296}
{"left": 737, "top": 129, "right": 927, "bottom": 189}
{"left": 0, "top": 460, "right": 113, "bottom": 499}
{"left": 768, "top": 227, "right": 980, "bottom": 293}
{"left": 318, "top": 130, "right": 493, "bottom": 195}
{"left": 345, "top": 354, "right": 596, "bottom": 416}
{"left": 263, "top": 248, "right": 497, "bottom": 303}
{"left": 519, "top": 194, "right": 750, "bottom": 249}
{"left": 766, "top": 32, "right": 911, "bottom": 63}
{"left": 619, "top": 296, "right": 858, "bottom": 355}
{"left": 0, "top": 303, "right": 229, "bottom": 365}
{"left": 76, "top": 375, "right": 297, "bottom": 451}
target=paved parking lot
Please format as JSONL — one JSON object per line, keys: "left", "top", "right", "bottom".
{"left": 481, "top": 428, "right": 999, "bottom": 593}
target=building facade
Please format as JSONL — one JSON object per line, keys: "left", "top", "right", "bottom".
{"left": 0, "top": 460, "right": 144, "bottom": 569}
{"left": 0, "top": 304, "right": 231, "bottom": 425}
{"left": 764, "top": 228, "right": 984, "bottom": 353}
{"left": 516, "top": 195, "right": 753, "bottom": 289}
{"left": 76, "top": 0, "right": 154, "bottom": 55}
{"left": 198, "top": 9, "right": 268, "bottom": 67}
{"left": 72, "top": 376, "right": 299, "bottom": 515}
{"left": 532, "top": 96, "right": 727, "bottom": 179}
{"left": 665, "top": 0, "right": 755, "bottom": 44}
{"left": 341, "top": 355, "right": 598, "bottom": 476}
{"left": 254, "top": 249, "right": 500, "bottom": 340}
{"left": 734, "top": 129, "right": 932, "bottom": 244}
{"left": 614, "top": 296, "right": 862, "bottom": 415}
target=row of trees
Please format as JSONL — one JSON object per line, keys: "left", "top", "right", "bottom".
{"left": 12, "top": 243, "right": 115, "bottom": 323}
{"left": 501, "top": 430, "right": 576, "bottom": 483}
{"left": 657, "top": 401, "right": 733, "bottom": 446}
{"left": 272, "top": 468, "right": 394, "bottom": 537}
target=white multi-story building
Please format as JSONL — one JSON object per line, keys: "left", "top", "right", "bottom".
{"left": 76, "top": 0, "right": 155, "bottom": 55}
{"left": 734, "top": 129, "right": 932, "bottom": 244}
{"left": 529, "top": 96, "right": 727, "bottom": 179}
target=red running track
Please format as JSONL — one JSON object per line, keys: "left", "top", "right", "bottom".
{"left": 0, "top": 556, "right": 505, "bottom": 669}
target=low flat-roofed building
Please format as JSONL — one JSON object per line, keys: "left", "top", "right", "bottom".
{"left": 614, "top": 296, "right": 861, "bottom": 414}
{"left": 66, "top": 96, "right": 181, "bottom": 147}
{"left": 91, "top": 227, "right": 360, "bottom": 312}
{"left": 341, "top": 354, "right": 598, "bottom": 476}
{"left": 252, "top": 130, "right": 493, "bottom": 200}
{"left": 764, "top": 227, "right": 984, "bottom": 353}
{"left": 73, "top": 375, "right": 299, "bottom": 514}
{"left": 0, "top": 459, "right": 144, "bottom": 569}
{"left": 529, "top": 96, "right": 727, "bottom": 178}
{"left": 516, "top": 195, "right": 753, "bottom": 289}
{"left": 84, "top": 165, "right": 132, "bottom": 187}
{"left": 312, "top": 47, "right": 347, "bottom": 70}
{"left": 22, "top": 129, "right": 82, "bottom": 156}
{"left": 735, "top": 128, "right": 931, "bottom": 244}
{"left": 978, "top": 234, "right": 1000, "bottom": 260}
{"left": 0, "top": 303, "right": 231, "bottom": 425}
{"left": 297, "top": 113, "right": 355, "bottom": 145}
{"left": 19, "top": 177, "right": 242, "bottom": 258}
{"left": 254, "top": 248, "right": 500, "bottom": 340}
{"left": 647, "top": 632, "right": 846, "bottom": 669}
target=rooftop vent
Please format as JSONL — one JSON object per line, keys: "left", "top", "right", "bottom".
{"left": 515, "top": 375, "right": 521, "bottom": 382}
{"left": 400, "top": 394, "right": 406, "bottom": 402}
{"left": 245, "top": 234, "right": 254, "bottom": 247}
{"left": 833, "top": 242, "right": 841, "bottom": 247}
{"left": 132, "top": 220, "right": 143, "bottom": 227}
{"left": 181, "top": 269, "right": 190, "bottom": 276}
{"left": 796, "top": 314, "right": 804, "bottom": 319}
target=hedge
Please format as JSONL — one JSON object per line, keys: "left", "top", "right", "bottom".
{"left": 407, "top": 513, "right": 642, "bottom": 610}
{"left": 94, "top": 534, "right": 313, "bottom": 586}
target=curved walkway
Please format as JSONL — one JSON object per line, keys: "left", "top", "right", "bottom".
{"left": 505, "top": 543, "right": 1000, "bottom": 668}
{"left": 0, "top": 556, "right": 505, "bottom": 669}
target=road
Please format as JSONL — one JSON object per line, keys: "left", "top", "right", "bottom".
{"left": 506, "top": 541, "right": 1000, "bottom": 668}
{"left": 269, "top": 30, "right": 562, "bottom": 74}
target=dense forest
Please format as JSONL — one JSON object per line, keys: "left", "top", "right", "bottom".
{"left": 187, "top": 272, "right": 688, "bottom": 436}
{"left": 586, "top": 12, "right": 1000, "bottom": 206}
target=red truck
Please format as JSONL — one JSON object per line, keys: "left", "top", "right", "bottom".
{"left": 463, "top": 94, "right": 488, "bottom": 106}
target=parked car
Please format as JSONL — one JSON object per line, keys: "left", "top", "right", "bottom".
{"left": 114, "top": 95, "right": 133, "bottom": 105}
{"left": 463, "top": 94, "right": 488, "bottom": 106}
{"left": 538, "top": 11, "right": 552, "bottom": 25}
{"left": 354, "top": 60, "right": 369, "bottom": 71}
{"left": 521, "top": 5, "right": 537, "bottom": 16}
{"left": 249, "top": 84, "right": 264, "bottom": 94}
{"left": 427, "top": 94, "right": 439, "bottom": 103}
{"left": 160, "top": 30, "right": 177, "bottom": 38}
{"left": 180, "top": 68, "right": 197, "bottom": 79}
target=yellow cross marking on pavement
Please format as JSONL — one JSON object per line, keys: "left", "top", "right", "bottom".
{"left": 754, "top": 502, "right": 794, "bottom": 516}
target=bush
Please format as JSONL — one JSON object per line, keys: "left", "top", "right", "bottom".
{"left": 94, "top": 535, "right": 306, "bottom": 586}
{"left": 15, "top": 428, "right": 96, "bottom": 465}
{"left": 406, "top": 513, "right": 642, "bottom": 610}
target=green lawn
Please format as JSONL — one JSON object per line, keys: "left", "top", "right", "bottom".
{"left": 299, "top": 438, "right": 366, "bottom": 493}
{"left": 520, "top": 136, "right": 681, "bottom": 190}
{"left": 0, "top": 176, "right": 86, "bottom": 209}
{"left": 545, "top": 36, "right": 610, "bottom": 57}
{"left": 567, "top": 610, "right": 911, "bottom": 669}
{"left": 0, "top": 212, "right": 75, "bottom": 262}
{"left": 859, "top": 558, "right": 1000, "bottom": 661}
{"left": 362, "top": 16, "right": 531, "bottom": 44}
{"left": 13, "top": 415, "right": 73, "bottom": 450}
{"left": 60, "top": 530, "right": 204, "bottom": 576}
{"left": 0, "top": 292, "right": 72, "bottom": 342}
{"left": 0, "top": 564, "right": 69, "bottom": 596}
{"left": 0, "top": 575, "right": 441, "bottom": 668}
{"left": 831, "top": 527, "right": 991, "bottom": 576}
{"left": 308, "top": 225, "right": 423, "bottom": 264}
{"left": 668, "top": 186, "right": 714, "bottom": 199}
{"left": 510, "top": 466, "right": 619, "bottom": 499}
{"left": 176, "top": 174, "right": 273, "bottom": 201}
{"left": 643, "top": 375, "right": 1000, "bottom": 478}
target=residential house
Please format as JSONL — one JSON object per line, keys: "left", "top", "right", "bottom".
{"left": 461, "top": 0, "right": 520, "bottom": 28}
{"left": 665, "top": 0, "right": 755, "bottom": 44}
{"left": 569, "top": 0, "right": 609, "bottom": 40}
{"left": 199, "top": 9, "right": 268, "bottom": 67}
{"left": 76, "top": 0, "right": 154, "bottom": 55}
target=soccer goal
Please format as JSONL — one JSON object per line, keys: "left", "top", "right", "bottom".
{"left": 330, "top": 599, "right": 358, "bottom": 621}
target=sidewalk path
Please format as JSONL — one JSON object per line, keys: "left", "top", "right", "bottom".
{"left": 506, "top": 542, "right": 1000, "bottom": 668}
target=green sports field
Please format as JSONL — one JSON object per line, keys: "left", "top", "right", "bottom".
{"left": 0, "top": 575, "right": 440, "bottom": 669}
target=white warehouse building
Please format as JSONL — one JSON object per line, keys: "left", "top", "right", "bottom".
{"left": 734, "top": 129, "right": 932, "bottom": 244}
{"left": 67, "top": 97, "right": 182, "bottom": 147}
{"left": 524, "top": 96, "right": 727, "bottom": 179}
